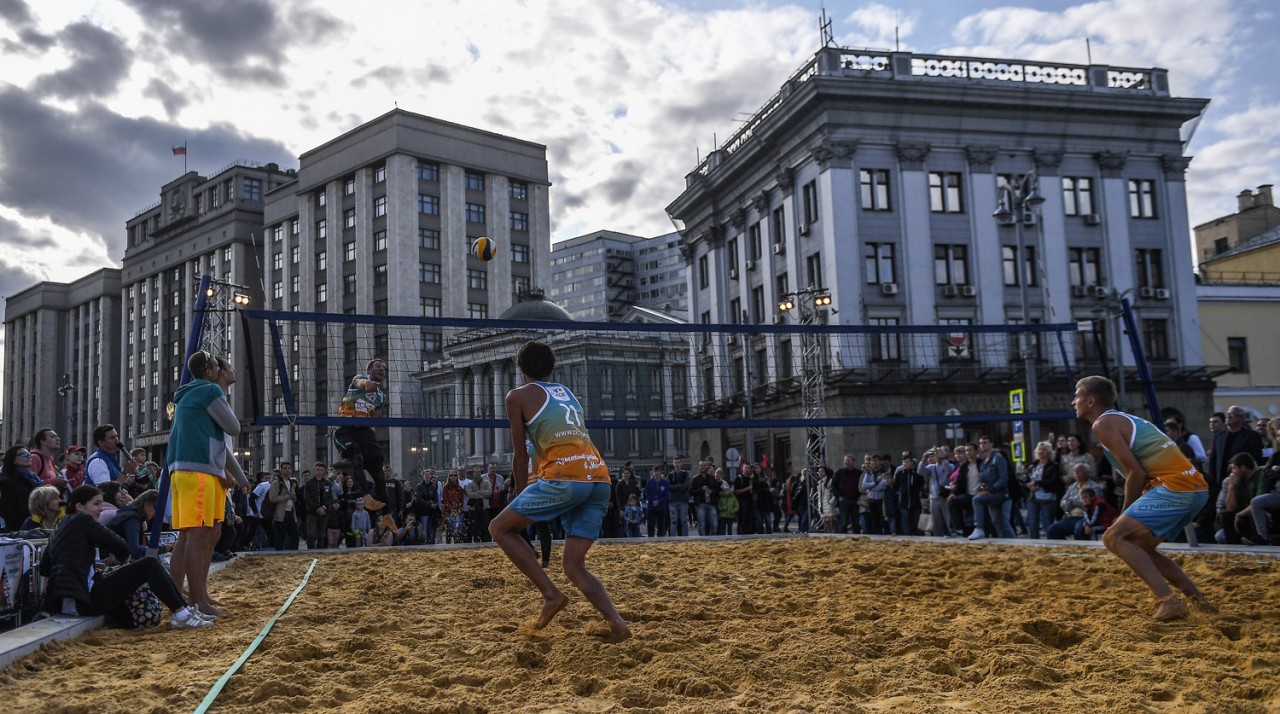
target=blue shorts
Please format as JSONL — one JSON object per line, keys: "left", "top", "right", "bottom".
{"left": 509, "top": 479, "right": 611, "bottom": 541}
{"left": 1122, "top": 486, "right": 1209, "bottom": 542}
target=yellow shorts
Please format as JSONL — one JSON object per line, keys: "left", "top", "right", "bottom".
{"left": 170, "top": 470, "right": 226, "bottom": 528}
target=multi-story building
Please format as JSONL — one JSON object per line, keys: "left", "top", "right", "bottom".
{"left": 549, "top": 230, "right": 688, "bottom": 321}
{"left": 121, "top": 161, "right": 295, "bottom": 462}
{"left": 667, "top": 47, "right": 1215, "bottom": 465}
{"left": 1195, "top": 185, "right": 1280, "bottom": 274}
{"left": 259, "top": 109, "right": 551, "bottom": 478}
{"left": 2, "top": 268, "right": 121, "bottom": 448}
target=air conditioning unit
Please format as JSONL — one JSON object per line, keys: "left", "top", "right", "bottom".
{"left": 1092, "top": 285, "right": 1108, "bottom": 300}
{"left": 1072, "top": 285, "right": 1088, "bottom": 298}
{"left": 772, "top": 242, "right": 786, "bottom": 255}
{"left": 729, "top": 268, "right": 739, "bottom": 280}
{"left": 881, "top": 282, "right": 899, "bottom": 296}
{"left": 1139, "top": 286, "right": 1155, "bottom": 299}
{"left": 960, "top": 285, "right": 976, "bottom": 297}
{"left": 942, "top": 285, "right": 958, "bottom": 298}
{"left": 1022, "top": 210, "right": 1037, "bottom": 227}
{"left": 745, "top": 260, "right": 756, "bottom": 271}
{"left": 1084, "top": 213, "right": 1101, "bottom": 226}
{"left": 797, "top": 223, "right": 810, "bottom": 237}
{"left": 1155, "top": 288, "right": 1170, "bottom": 300}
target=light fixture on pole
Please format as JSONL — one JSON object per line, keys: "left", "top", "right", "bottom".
{"left": 994, "top": 170, "right": 1045, "bottom": 447}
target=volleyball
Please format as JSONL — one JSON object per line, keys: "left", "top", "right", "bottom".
{"left": 470, "top": 236, "right": 496, "bottom": 261}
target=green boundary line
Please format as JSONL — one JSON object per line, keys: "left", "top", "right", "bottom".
{"left": 193, "top": 558, "right": 318, "bottom": 714}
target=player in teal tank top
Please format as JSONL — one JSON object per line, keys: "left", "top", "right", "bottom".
{"left": 487, "top": 341, "right": 630, "bottom": 641}
{"left": 1074, "top": 376, "right": 1217, "bottom": 622}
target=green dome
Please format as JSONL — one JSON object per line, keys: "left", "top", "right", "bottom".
{"left": 500, "top": 289, "right": 573, "bottom": 321}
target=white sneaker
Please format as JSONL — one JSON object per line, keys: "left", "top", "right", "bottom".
{"left": 968, "top": 528, "right": 987, "bottom": 540}
{"left": 170, "top": 610, "right": 214, "bottom": 629}
{"left": 190, "top": 605, "right": 217, "bottom": 622}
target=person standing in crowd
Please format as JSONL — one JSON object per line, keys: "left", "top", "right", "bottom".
{"left": 667, "top": 457, "right": 690, "bottom": 537}
{"left": 690, "top": 460, "right": 718, "bottom": 536}
{"left": 860, "top": 453, "right": 888, "bottom": 535}
{"left": 85, "top": 424, "right": 138, "bottom": 487}
{"left": 302, "top": 465, "right": 330, "bottom": 550}
{"left": 969, "top": 436, "right": 1013, "bottom": 540}
{"left": 464, "top": 465, "right": 493, "bottom": 543}
{"left": 1203, "top": 406, "right": 1265, "bottom": 540}
{"left": 623, "top": 494, "right": 643, "bottom": 537}
{"left": 834, "top": 454, "right": 860, "bottom": 534}
{"left": 269, "top": 464, "right": 299, "bottom": 551}
{"left": 754, "top": 464, "right": 776, "bottom": 535}
{"left": 947, "top": 445, "right": 981, "bottom": 536}
{"left": 334, "top": 358, "right": 390, "bottom": 508}
{"left": 733, "top": 463, "right": 756, "bottom": 535}
{"left": 888, "top": 453, "right": 924, "bottom": 536}
{"left": 441, "top": 470, "right": 466, "bottom": 544}
{"left": 716, "top": 468, "right": 739, "bottom": 534}
{"left": 0, "top": 444, "right": 41, "bottom": 532}
{"left": 643, "top": 465, "right": 670, "bottom": 537}
{"left": 922, "top": 448, "right": 953, "bottom": 537}
{"left": 614, "top": 467, "right": 641, "bottom": 520}
{"left": 412, "top": 469, "right": 440, "bottom": 544}
{"left": 489, "top": 341, "right": 629, "bottom": 641}
{"left": 1073, "top": 375, "right": 1214, "bottom": 621}
{"left": 1025, "top": 441, "right": 1063, "bottom": 539}
{"left": 816, "top": 466, "right": 838, "bottom": 533}
{"left": 385, "top": 465, "right": 409, "bottom": 528}
{"left": 168, "top": 351, "right": 240, "bottom": 618}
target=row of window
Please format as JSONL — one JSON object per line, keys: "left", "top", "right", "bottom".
{"left": 272, "top": 234, "right": 530, "bottom": 274}
{"left": 320, "top": 164, "right": 528, "bottom": 203}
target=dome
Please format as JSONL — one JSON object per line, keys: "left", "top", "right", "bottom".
{"left": 499, "top": 289, "right": 574, "bottom": 321}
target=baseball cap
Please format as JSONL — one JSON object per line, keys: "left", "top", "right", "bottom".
{"left": 65, "top": 445, "right": 88, "bottom": 455}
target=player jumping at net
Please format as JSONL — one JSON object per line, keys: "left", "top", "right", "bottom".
{"left": 334, "top": 358, "right": 388, "bottom": 513}
{"left": 489, "top": 340, "right": 631, "bottom": 641}
{"left": 1072, "top": 375, "right": 1217, "bottom": 622}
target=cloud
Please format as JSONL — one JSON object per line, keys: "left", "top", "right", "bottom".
{"left": 842, "top": 3, "right": 919, "bottom": 50}
{"left": 0, "top": 85, "right": 293, "bottom": 261}
{"left": 119, "top": 0, "right": 343, "bottom": 86}
{"left": 33, "top": 22, "right": 132, "bottom": 99}
{"left": 142, "top": 78, "right": 190, "bottom": 118}
{"left": 0, "top": 0, "right": 33, "bottom": 27}
{"left": 1185, "top": 102, "right": 1280, "bottom": 228}
{"left": 0, "top": 214, "right": 54, "bottom": 249}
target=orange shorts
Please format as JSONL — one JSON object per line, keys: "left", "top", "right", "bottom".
{"left": 170, "top": 470, "right": 226, "bottom": 528}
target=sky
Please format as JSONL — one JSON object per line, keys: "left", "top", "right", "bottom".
{"left": 0, "top": 0, "right": 1276, "bottom": 308}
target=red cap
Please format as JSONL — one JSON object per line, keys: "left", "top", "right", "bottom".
{"left": 65, "top": 445, "right": 87, "bottom": 455}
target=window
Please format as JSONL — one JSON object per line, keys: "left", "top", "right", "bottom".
{"left": 697, "top": 255, "right": 709, "bottom": 289}
{"left": 749, "top": 222, "right": 762, "bottom": 260}
{"left": 771, "top": 207, "right": 785, "bottom": 243}
{"left": 729, "top": 298, "right": 741, "bottom": 323}
{"left": 1128, "top": 179, "right": 1157, "bottom": 218}
{"left": 776, "top": 272, "right": 789, "bottom": 298}
{"left": 291, "top": 219, "right": 299, "bottom": 236}
{"left": 316, "top": 219, "right": 327, "bottom": 240}
{"left": 421, "top": 297, "right": 441, "bottom": 317}
{"left": 344, "top": 241, "right": 356, "bottom": 262}
{"left": 1227, "top": 337, "right": 1249, "bottom": 374}
{"left": 316, "top": 283, "right": 327, "bottom": 304}
{"left": 805, "top": 253, "right": 823, "bottom": 290}
{"left": 273, "top": 225, "right": 284, "bottom": 243}
{"left": 509, "top": 180, "right": 527, "bottom": 200}
{"left": 316, "top": 191, "right": 326, "bottom": 207}
{"left": 1062, "top": 177, "right": 1094, "bottom": 216}
{"left": 860, "top": 169, "right": 891, "bottom": 211}
{"left": 420, "top": 228, "right": 440, "bottom": 249}
{"left": 466, "top": 172, "right": 484, "bottom": 191}
{"left": 468, "top": 302, "right": 489, "bottom": 319}
{"left": 273, "top": 252, "right": 283, "bottom": 271}
{"left": 864, "top": 242, "right": 895, "bottom": 284}
{"left": 344, "top": 177, "right": 355, "bottom": 195}
{"left": 374, "top": 165, "right": 386, "bottom": 183}
{"left": 343, "top": 274, "right": 356, "bottom": 296}
{"left": 511, "top": 243, "right": 529, "bottom": 263}
{"left": 751, "top": 286, "right": 764, "bottom": 324}
{"left": 373, "top": 264, "right": 388, "bottom": 286}
{"left": 291, "top": 275, "right": 299, "bottom": 294}
{"left": 344, "top": 208, "right": 356, "bottom": 229}
{"left": 373, "top": 195, "right": 386, "bottom": 217}
{"left": 510, "top": 211, "right": 528, "bottom": 231}
{"left": 291, "top": 245, "right": 299, "bottom": 264}
{"left": 928, "top": 172, "right": 963, "bottom": 213}
{"left": 1135, "top": 248, "right": 1164, "bottom": 289}
{"left": 467, "top": 269, "right": 488, "bottom": 290}
{"left": 1142, "top": 319, "right": 1169, "bottom": 360}
{"left": 373, "top": 230, "right": 387, "bottom": 252}
{"left": 1067, "top": 247, "right": 1101, "bottom": 287}
{"left": 513, "top": 275, "right": 530, "bottom": 295}
{"left": 420, "top": 262, "right": 441, "bottom": 284}
{"left": 418, "top": 194, "right": 439, "bottom": 215}
{"left": 465, "top": 203, "right": 486, "bottom": 224}
{"left": 1001, "top": 246, "right": 1037, "bottom": 287}
{"left": 802, "top": 180, "right": 819, "bottom": 224}
{"left": 423, "top": 330, "right": 442, "bottom": 352}
{"left": 243, "top": 178, "right": 262, "bottom": 201}
{"left": 418, "top": 162, "right": 438, "bottom": 181}
{"left": 316, "top": 251, "right": 327, "bottom": 271}
{"left": 870, "top": 317, "right": 902, "bottom": 361}
{"left": 273, "top": 281, "right": 283, "bottom": 299}
{"left": 934, "top": 244, "right": 969, "bottom": 285}
{"left": 727, "top": 238, "right": 739, "bottom": 273}
{"left": 374, "top": 299, "right": 388, "bottom": 316}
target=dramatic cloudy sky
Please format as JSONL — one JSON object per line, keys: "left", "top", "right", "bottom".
{"left": 0, "top": 0, "right": 1275, "bottom": 304}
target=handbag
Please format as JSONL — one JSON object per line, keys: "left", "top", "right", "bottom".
{"left": 108, "top": 584, "right": 164, "bottom": 629}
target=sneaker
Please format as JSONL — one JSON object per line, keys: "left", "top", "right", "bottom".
{"left": 362, "top": 495, "right": 387, "bottom": 512}
{"left": 170, "top": 610, "right": 214, "bottom": 628}
{"left": 968, "top": 528, "right": 987, "bottom": 541}
{"left": 190, "top": 605, "right": 217, "bottom": 622}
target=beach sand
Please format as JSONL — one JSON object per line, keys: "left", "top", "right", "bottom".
{"left": 3, "top": 537, "right": 1278, "bottom": 713}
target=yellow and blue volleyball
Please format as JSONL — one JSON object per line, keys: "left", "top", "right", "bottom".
{"left": 470, "top": 236, "right": 496, "bottom": 261}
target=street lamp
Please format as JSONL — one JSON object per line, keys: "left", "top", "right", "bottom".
{"left": 233, "top": 449, "right": 252, "bottom": 471}
{"left": 994, "top": 171, "right": 1046, "bottom": 447}
{"left": 410, "top": 444, "right": 428, "bottom": 472}
{"left": 58, "top": 373, "right": 75, "bottom": 444}
{"left": 776, "top": 286, "right": 834, "bottom": 470}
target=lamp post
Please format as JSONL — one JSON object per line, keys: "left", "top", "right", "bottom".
{"left": 411, "top": 444, "right": 428, "bottom": 473}
{"left": 233, "top": 449, "right": 251, "bottom": 472}
{"left": 994, "top": 171, "right": 1046, "bottom": 447}
{"left": 777, "top": 286, "right": 833, "bottom": 471}
{"left": 57, "top": 373, "right": 75, "bottom": 444}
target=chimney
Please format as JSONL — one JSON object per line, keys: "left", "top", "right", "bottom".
{"left": 1257, "top": 184, "right": 1274, "bottom": 208}
{"left": 1238, "top": 189, "right": 1255, "bottom": 212}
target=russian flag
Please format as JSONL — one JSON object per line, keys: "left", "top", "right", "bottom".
{"left": 172, "top": 144, "right": 187, "bottom": 156}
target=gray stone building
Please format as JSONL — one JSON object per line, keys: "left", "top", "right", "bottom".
{"left": 549, "top": 229, "right": 687, "bottom": 321}
{"left": 121, "top": 161, "right": 295, "bottom": 463}
{"left": 2, "top": 268, "right": 121, "bottom": 448}
{"left": 259, "top": 109, "right": 551, "bottom": 478}
{"left": 667, "top": 48, "right": 1215, "bottom": 467}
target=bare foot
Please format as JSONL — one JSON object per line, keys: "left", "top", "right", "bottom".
{"left": 1155, "top": 596, "right": 1189, "bottom": 622}
{"left": 607, "top": 619, "right": 632, "bottom": 642}
{"left": 535, "top": 592, "right": 568, "bottom": 629}
{"left": 199, "top": 602, "right": 229, "bottom": 618}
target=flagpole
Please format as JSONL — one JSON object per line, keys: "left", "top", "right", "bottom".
{"left": 184, "top": 142, "right": 188, "bottom": 173}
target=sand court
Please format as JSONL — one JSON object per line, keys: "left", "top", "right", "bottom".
{"left": 3, "top": 537, "right": 1279, "bottom": 713}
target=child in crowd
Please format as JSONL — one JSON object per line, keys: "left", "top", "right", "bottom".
{"left": 623, "top": 494, "right": 643, "bottom": 538}
{"left": 325, "top": 498, "right": 343, "bottom": 548}
{"left": 350, "top": 495, "right": 372, "bottom": 545}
